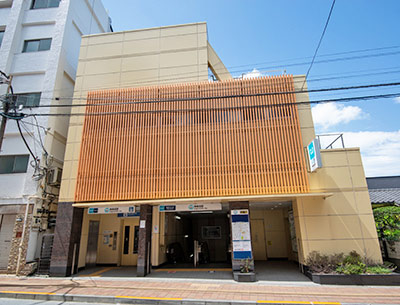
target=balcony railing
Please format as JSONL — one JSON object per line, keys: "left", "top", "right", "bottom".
{"left": 316, "top": 133, "right": 345, "bottom": 149}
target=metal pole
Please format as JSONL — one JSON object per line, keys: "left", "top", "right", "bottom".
{"left": 0, "top": 75, "right": 13, "bottom": 152}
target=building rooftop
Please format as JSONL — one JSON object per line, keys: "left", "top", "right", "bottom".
{"left": 367, "top": 176, "right": 400, "bottom": 205}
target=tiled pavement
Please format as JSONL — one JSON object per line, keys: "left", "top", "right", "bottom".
{"left": 0, "top": 276, "right": 399, "bottom": 304}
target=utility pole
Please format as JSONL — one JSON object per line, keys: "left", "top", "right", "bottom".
{"left": 0, "top": 72, "right": 13, "bottom": 152}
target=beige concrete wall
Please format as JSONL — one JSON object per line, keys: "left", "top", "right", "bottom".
{"left": 250, "top": 208, "right": 289, "bottom": 258}
{"left": 96, "top": 214, "right": 121, "bottom": 264}
{"left": 294, "top": 148, "right": 382, "bottom": 264}
{"left": 207, "top": 43, "right": 231, "bottom": 81}
{"left": 78, "top": 212, "right": 125, "bottom": 268}
{"left": 293, "top": 75, "right": 315, "bottom": 149}
{"left": 292, "top": 74, "right": 381, "bottom": 264}
{"left": 60, "top": 22, "right": 230, "bottom": 203}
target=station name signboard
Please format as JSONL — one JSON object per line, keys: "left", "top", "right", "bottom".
{"left": 159, "top": 203, "right": 222, "bottom": 212}
{"left": 307, "top": 138, "right": 322, "bottom": 172}
{"left": 88, "top": 206, "right": 135, "bottom": 214}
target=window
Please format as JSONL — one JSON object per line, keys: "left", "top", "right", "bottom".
{"left": 0, "top": 31, "right": 4, "bottom": 48}
{"left": 0, "top": 155, "right": 29, "bottom": 174}
{"left": 31, "top": 0, "right": 60, "bottom": 9}
{"left": 15, "top": 93, "right": 41, "bottom": 107}
{"left": 22, "top": 38, "right": 52, "bottom": 53}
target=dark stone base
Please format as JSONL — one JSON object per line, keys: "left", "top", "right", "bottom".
{"left": 49, "top": 266, "right": 71, "bottom": 277}
{"left": 137, "top": 265, "right": 146, "bottom": 277}
{"left": 233, "top": 272, "right": 256, "bottom": 282}
{"left": 307, "top": 272, "right": 400, "bottom": 285}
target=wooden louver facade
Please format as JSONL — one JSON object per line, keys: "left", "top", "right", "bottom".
{"left": 75, "top": 75, "right": 309, "bottom": 202}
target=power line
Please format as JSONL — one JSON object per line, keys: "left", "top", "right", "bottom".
{"left": 12, "top": 92, "right": 400, "bottom": 118}
{"left": 7, "top": 49, "right": 400, "bottom": 104}
{"left": 11, "top": 81, "right": 400, "bottom": 109}
{"left": 302, "top": 0, "right": 336, "bottom": 89}
{"left": 12, "top": 46, "right": 400, "bottom": 98}
{"left": 224, "top": 45, "right": 400, "bottom": 71}
{"left": 25, "top": 65, "right": 400, "bottom": 101}
{"left": 73, "top": 50, "right": 400, "bottom": 90}
{"left": 16, "top": 120, "right": 39, "bottom": 168}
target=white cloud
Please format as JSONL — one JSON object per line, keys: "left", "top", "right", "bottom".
{"left": 334, "top": 130, "right": 400, "bottom": 177}
{"left": 311, "top": 103, "right": 366, "bottom": 130}
{"left": 242, "top": 68, "right": 264, "bottom": 79}
{"left": 394, "top": 97, "right": 400, "bottom": 104}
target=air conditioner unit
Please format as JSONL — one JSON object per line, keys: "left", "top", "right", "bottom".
{"left": 47, "top": 167, "right": 62, "bottom": 186}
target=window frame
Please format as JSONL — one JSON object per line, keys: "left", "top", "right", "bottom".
{"left": 22, "top": 38, "right": 52, "bottom": 53}
{"left": 15, "top": 92, "right": 42, "bottom": 108}
{"left": 0, "top": 30, "right": 4, "bottom": 48}
{"left": 31, "top": 0, "right": 60, "bottom": 9}
{"left": 0, "top": 155, "right": 30, "bottom": 174}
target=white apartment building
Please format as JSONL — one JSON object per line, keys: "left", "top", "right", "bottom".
{"left": 0, "top": 0, "right": 111, "bottom": 273}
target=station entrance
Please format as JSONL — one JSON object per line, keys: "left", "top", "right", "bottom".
{"left": 159, "top": 205, "right": 231, "bottom": 269}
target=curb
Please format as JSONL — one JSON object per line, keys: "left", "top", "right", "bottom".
{"left": 0, "top": 293, "right": 256, "bottom": 304}
{"left": 0, "top": 292, "right": 346, "bottom": 305}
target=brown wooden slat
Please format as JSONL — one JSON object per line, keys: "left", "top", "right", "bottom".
{"left": 75, "top": 76, "right": 309, "bottom": 202}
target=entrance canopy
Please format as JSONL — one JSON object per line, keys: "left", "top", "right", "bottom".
{"left": 73, "top": 192, "right": 332, "bottom": 208}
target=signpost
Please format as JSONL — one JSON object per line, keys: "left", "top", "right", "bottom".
{"left": 307, "top": 138, "right": 322, "bottom": 172}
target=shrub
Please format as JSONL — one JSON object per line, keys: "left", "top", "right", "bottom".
{"left": 373, "top": 206, "right": 400, "bottom": 243}
{"left": 306, "top": 250, "right": 396, "bottom": 275}
{"left": 365, "top": 266, "right": 392, "bottom": 274}
{"left": 343, "top": 251, "right": 362, "bottom": 265}
{"left": 240, "top": 258, "right": 252, "bottom": 273}
{"left": 336, "top": 262, "right": 366, "bottom": 275}
{"left": 306, "top": 251, "right": 343, "bottom": 273}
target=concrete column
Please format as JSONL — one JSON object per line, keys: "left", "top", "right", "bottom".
{"left": 137, "top": 204, "right": 152, "bottom": 277}
{"left": 229, "top": 201, "right": 254, "bottom": 272}
{"left": 49, "top": 202, "right": 83, "bottom": 277}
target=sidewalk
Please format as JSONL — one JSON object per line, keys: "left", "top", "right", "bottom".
{"left": 0, "top": 275, "right": 399, "bottom": 305}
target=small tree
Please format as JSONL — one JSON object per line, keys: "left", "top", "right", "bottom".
{"left": 373, "top": 206, "right": 400, "bottom": 258}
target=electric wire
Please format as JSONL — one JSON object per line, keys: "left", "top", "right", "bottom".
{"left": 9, "top": 46, "right": 400, "bottom": 98}
{"left": 221, "top": 45, "right": 400, "bottom": 71}
{"left": 18, "top": 119, "right": 48, "bottom": 131}
{"left": 302, "top": 0, "right": 336, "bottom": 89}
{"left": 26, "top": 66, "right": 400, "bottom": 101}
{"left": 16, "top": 92, "right": 400, "bottom": 117}
{"left": 33, "top": 116, "right": 48, "bottom": 156}
{"left": 11, "top": 81, "right": 400, "bottom": 109}
{"left": 20, "top": 120, "right": 48, "bottom": 156}
{"left": 69, "top": 50, "right": 400, "bottom": 90}
{"left": 16, "top": 120, "right": 39, "bottom": 168}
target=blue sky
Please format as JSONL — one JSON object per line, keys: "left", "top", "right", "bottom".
{"left": 102, "top": 0, "right": 400, "bottom": 176}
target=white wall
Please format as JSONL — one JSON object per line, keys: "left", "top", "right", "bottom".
{"left": 0, "top": 7, "right": 10, "bottom": 25}
{"left": 0, "top": 0, "right": 111, "bottom": 261}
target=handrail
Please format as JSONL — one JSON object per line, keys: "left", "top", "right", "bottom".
{"left": 316, "top": 133, "right": 345, "bottom": 149}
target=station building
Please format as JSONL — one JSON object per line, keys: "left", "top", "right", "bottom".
{"left": 50, "top": 22, "right": 382, "bottom": 277}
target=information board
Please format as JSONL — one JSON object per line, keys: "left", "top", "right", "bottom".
{"left": 159, "top": 203, "right": 221, "bottom": 212}
{"left": 88, "top": 206, "right": 135, "bottom": 214}
{"left": 231, "top": 209, "right": 252, "bottom": 259}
